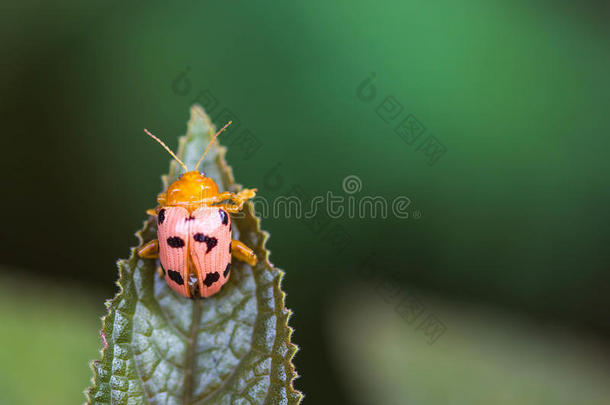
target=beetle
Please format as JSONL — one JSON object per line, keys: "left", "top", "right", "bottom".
{"left": 137, "top": 122, "right": 258, "bottom": 298}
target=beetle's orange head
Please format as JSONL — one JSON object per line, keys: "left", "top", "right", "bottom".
{"left": 166, "top": 171, "right": 219, "bottom": 208}
{"left": 144, "top": 122, "right": 232, "bottom": 212}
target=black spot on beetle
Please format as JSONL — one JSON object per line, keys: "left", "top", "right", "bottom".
{"left": 185, "top": 215, "right": 196, "bottom": 221}
{"left": 219, "top": 209, "right": 228, "bottom": 225}
{"left": 193, "top": 233, "right": 217, "bottom": 253}
{"left": 223, "top": 263, "right": 231, "bottom": 278}
{"left": 203, "top": 272, "right": 220, "bottom": 287}
{"left": 167, "top": 270, "right": 184, "bottom": 285}
{"left": 158, "top": 209, "right": 166, "bottom": 225}
{"left": 166, "top": 236, "right": 185, "bottom": 248}
{"left": 229, "top": 242, "right": 232, "bottom": 254}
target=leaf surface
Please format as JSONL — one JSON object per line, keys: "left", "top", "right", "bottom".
{"left": 87, "top": 106, "right": 302, "bottom": 405}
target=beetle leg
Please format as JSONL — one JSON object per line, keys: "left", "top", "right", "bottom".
{"left": 202, "top": 191, "right": 234, "bottom": 205}
{"left": 144, "top": 192, "right": 167, "bottom": 216}
{"left": 138, "top": 239, "right": 159, "bottom": 259}
{"left": 231, "top": 239, "right": 257, "bottom": 266}
{"left": 217, "top": 188, "right": 257, "bottom": 213}
{"left": 234, "top": 188, "right": 257, "bottom": 204}
{"left": 138, "top": 240, "right": 165, "bottom": 278}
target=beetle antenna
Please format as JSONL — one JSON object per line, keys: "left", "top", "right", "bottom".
{"left": 144, "top": 129, "right": 188, "bottom": 172}
{"left": 194, "top": 121, "right": 232, "bottom": 171}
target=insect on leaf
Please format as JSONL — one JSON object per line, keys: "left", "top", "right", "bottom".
{"left": 86, "top": 105, "right": 302, "bottom": 405}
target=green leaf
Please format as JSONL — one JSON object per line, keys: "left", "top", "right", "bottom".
{"left": 86, "top": 106, "right": 302, "bottom": 405}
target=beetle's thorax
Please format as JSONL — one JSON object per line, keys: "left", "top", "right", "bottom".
{"left": 164, "top": 171, "right": 219, "bottom": 213}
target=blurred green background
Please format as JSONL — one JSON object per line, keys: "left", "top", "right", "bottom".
{"left": 1, "top": 1, "right": 609, "bottom": 404}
